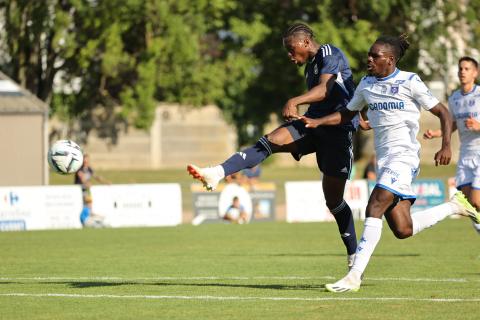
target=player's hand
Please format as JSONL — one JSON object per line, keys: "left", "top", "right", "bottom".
{"left": 423, "top": 129, "right": 440, "bottom": 139}
{"left": 358, "top": 119, "right": 372, "bottom": 131}
{"left": 434, "top": 146, "right": 451, "bottom": 166}
{"left": 299, "top": 116, "right": 321, "bottom": 128}
{"left": 464, "top": 117, "right": 480, "bottom": 131}
{"left": 282, "top": 98, "right": 300, "bottom": 121}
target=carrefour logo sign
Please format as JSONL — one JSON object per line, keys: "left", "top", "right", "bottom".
{"left": 2, "top": 192, "right": 20, "bottom": 206}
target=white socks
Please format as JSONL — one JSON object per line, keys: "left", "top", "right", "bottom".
{"left": 411, "top": 202, "right": 457, "bottom": 235}
{"left": 350, "top": 217, "right": 383, "bottom": 276}
{"left": 213, "top": 165, "right": 226, "bottom": 179}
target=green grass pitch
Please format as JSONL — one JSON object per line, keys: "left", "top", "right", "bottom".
{"left": 1, "top": 219, "right": 479, "bottom": 319}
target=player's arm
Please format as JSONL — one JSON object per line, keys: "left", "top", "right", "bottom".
{"left": 299, "top": 109, "right": 357, "bottom": 128}
{"left": 428, "top": 103, "right": 453, "bottom": 166}
{"left": 358, "top": 110, "right": 372, "bottom": 130}
{"left": 423, "top": 121, "right": 457, "bottom": 139}
{"left": 465, "top": 116, "right": 480, "bottom": 131}
{"left": 300, "top": 78, "right": 366, "bottom": 128}
{"left": 282, "top": 73, "right": 336, "bottom": 120}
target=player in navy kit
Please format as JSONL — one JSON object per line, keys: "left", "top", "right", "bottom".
{"left": 188, "top": 23, "right": 360, "bottom": 268}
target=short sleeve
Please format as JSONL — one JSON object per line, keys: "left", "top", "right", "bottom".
{"left": 319, "top": 45, "right": 340, "bottom": 75}
{"left": 347, "top": 79, "right": 366, "bottom": 111}
{"left": 410, "top": 74, "right": 439, "bottom": 110}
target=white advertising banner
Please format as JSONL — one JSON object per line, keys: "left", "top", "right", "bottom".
{"left": 344, "top": 179, "right": 369, "bottom": 220}
{"left": 90, "top": 184, "right": 182, "bottom": 227}
{"left": 0, "top": 186, "right": 83, "bottom": 231}
{"left": 285, "top": 180, "right": 369, "bottom": 223}
{"left": 285, "top": 181, "right": 329, "bottom": 223}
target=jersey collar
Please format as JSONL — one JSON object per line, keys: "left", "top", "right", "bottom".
{"left": 461, "top": 84, "right": 477, "bottom": 96}
{"left": 376, "top": 68, "right": 400, "bottom": 81}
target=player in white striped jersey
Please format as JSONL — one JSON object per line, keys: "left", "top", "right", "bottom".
{"left": 424, "top": 56, "right": 480, "bottom": 234}
{"left": 300, "top": 34, "right": 480, "bottom": 292}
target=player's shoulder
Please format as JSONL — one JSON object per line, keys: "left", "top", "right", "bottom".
{"left": 319, "top": 44, "right": 344, "bottom": 58}
{"left": 358, "top": 74, "right": 375, "bottom": 86}
{"left": 396, "top": 70, "right": 421, "bottom": 82}
{"left": 449, "top": 88, "right": 462, "bottom": 99}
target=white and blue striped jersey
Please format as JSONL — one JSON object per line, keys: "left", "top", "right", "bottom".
{"left": 448, "top": 85, "right": 480, "bottom": 155}
{"left": 347, "top": 68, "right": 439, "bottom": 159}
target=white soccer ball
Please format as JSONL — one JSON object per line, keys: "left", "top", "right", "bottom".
{"left": 48, "top": 140, "right": 84, "bottom": 174}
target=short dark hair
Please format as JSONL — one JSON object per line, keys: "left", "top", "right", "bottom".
{"left": 375, "top": 34, "right": 410, "bottom": 62}
{"left": 283, "top": 23, "right": 314, "bottom": 46}
{"left": 459, "top": 56, "right": 478, "bottom": 69}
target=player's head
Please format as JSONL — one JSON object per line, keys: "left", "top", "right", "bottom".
{"left": 282, "top": 23, "right": 315, "bottom": 66}
{"left": 367, "top": 34, "right": 410, "bottom": 77}
{"left": 458, "top": 56, "right": 478, "bottom": 85}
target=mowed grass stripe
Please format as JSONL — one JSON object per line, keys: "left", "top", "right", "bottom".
{"left": 0, "top": 276, "right": 477, "bottom": 282}
{"left": 1, "top": 292, "right": 480, "bottom": 303}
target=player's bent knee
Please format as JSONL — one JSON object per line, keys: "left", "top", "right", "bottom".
{"left": 392, "top": 226, "right": 413, "bottom": 239}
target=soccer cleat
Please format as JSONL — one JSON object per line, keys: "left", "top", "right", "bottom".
{"left": 450, "top": 191, "right": 480, "bottom": 224}
{"left": 187, "top": 164, "right": 222, "bottom": 191}
{"left": 325, "top": 271, "right": 362, "bottom": 293}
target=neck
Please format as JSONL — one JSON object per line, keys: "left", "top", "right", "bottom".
{"left": 461, "top": 82, "right": 475, "bottom": 94}
{"left": 378, "top": 66, "right": 397, "bottom": 79}
{"left": 309, "top": 43, "right": 321, "bottom": 59}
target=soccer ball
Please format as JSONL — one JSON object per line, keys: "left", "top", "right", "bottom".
{"left": 48, "top": 140, "right": 84, "bottom": 174}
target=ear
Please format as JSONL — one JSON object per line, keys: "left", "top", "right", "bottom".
{"left": 388, "top": 54, "right": 396, "bottom": 66}
{"left": 303, "top": 37, "right": 310, "bottom": 47}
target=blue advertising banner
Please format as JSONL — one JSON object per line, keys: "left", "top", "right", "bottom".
{"left": 368, "top": 179, "right": 446, "bottom": 212}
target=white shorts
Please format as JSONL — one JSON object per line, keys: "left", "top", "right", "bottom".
{"left": 375, "top": 153, "right": 419, "bottom": 200}
{"left": 456, "top": 153, "right": 480, "bottom": 190}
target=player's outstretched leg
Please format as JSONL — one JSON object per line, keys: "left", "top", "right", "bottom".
{"left": 187, "top": 136, "right": 272, "bottom": 191}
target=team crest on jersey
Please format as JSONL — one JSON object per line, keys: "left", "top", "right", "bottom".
{"left": 469, "top": 100, "right": 475, "bottom": 107}
{"left": 390, "top": 84, "right": 399, "bottom": 94}
{"left": 314, "top": 64, "right": 318, "bottom": 75}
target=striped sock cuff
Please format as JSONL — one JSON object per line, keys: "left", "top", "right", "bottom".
{"left": 258, "top": 136, "right": 272, "bottom": 155}
{"left": 330, "top": 200, "right": 347, "bottom": 215}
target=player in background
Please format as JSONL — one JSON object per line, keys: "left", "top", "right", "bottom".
{"left": 300, "top": 34, "right": 480, "bottom": 292}
{"left": 423, "top": 56, "right": 480, "bottom": 234}
{"left": 188, "top": 22, "right": 359, "bottom": 269}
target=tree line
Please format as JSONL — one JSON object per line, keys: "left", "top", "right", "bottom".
{"left": 0, "top": 0, "right": 478, "bottom": 145}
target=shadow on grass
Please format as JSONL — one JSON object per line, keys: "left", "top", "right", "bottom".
{"left": 0, "top": 280, "right": 327, "bottom": 290}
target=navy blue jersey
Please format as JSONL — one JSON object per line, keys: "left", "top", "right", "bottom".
{"left": 304, "top": 44, "right": 356, "bottom": 130}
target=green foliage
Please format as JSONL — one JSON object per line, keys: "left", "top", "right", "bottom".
{"left": 0, "top": 1, "right": 478, "bottom": 145}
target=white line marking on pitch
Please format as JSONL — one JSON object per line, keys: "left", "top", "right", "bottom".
{"left": 0, "top": 293, "right": 479, "bottom": 302}
{"left": 0, "top": 276, "right": 477, "bottom": 283}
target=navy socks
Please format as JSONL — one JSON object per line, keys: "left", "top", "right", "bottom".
{"left": 330, "top": 200, "right": 357, "bottom": 255}
{"left": 221, "top": 136, "right": 272, "bottom": 177}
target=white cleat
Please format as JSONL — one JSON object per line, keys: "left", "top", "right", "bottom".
{"left": 187, "top": 164, "right": 223, "bottom": 191}
{"left": 449, "top": 191, "right": 480, "bottom": 224}
{"left": 325, "top": 271, "right": 362, "bottom": 293}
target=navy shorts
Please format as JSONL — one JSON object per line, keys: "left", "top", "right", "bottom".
{"left": 282, "top": 119, "right": 353, "bottom": 179}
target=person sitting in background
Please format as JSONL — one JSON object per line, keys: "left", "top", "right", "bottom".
{"left": 80, "top": 195, "right": 105, "bottom": 228}
{"left": 74, "top": 154, "right": 111, "bottom": 198}
{"left": 223, "top": 196, "right": 248, "bottom": 224}
{"left": 242, "top": 165, "right": 262, "bottom": 190}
